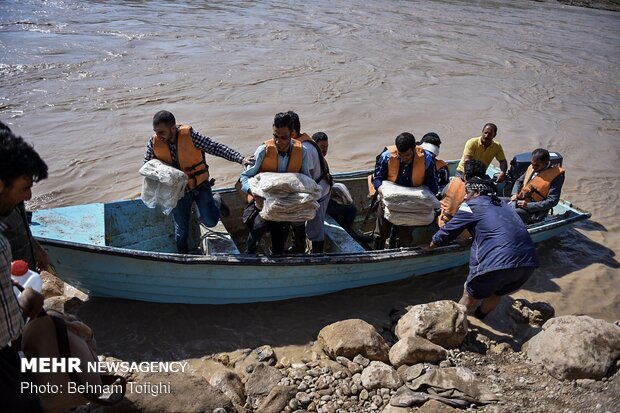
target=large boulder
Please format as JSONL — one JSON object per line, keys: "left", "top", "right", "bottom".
{"left": 395, "top": 301, "right": 468, "bottom": 348}
{"left": 209, "top": 369, "right": 245, "bottom": 406}
{"left": 523, "top": 315, "right": 620, "bottom": 380}
{"left": 389, "top": 336, "right": 448, "bottom": 367}
{"left": 318, "top": 319, "right": 390, "bottom": 362}
{"left": 244, "top": 363, "right": 283, "bottom": 402}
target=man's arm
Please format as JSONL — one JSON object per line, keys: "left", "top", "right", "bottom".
{"left": 240, "top": 145, "right": 267, "bottom": 193}
{"left": 511, "top": 171, "right": 526, "bottom": 200}
{"left": 495, "top": 144, "right": 508, "bottom": 182}
{"left": 423, "top": 152, "right": 438, "bottom": 194}
{"left": 372, "top": 151, "right": 389, "bottom": 190}
{"left": 431, "top": 204, "right": 477, "bottom": 247}
{"left": 522, "top": 173, "right": 565, "bottom": 213}
{"left": 144, "top": 138, "right": 155, "bottom": 163}
{"left": 191, "top": 129, "right": 245, "bottom": 164}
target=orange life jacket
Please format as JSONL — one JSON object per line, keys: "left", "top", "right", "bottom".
{"left": 386, "top": 145, "right": 426, "bottom": 186}
{"left": 244, "top": 138, "right": 303, "bottom": 204}
{"left": 438, "top": 177, "right": 466, "bottom": 227}
{"left": 152, "top": 125, "right": 209, "bottom": 190}
{"left": 296, "top": 133, "right": 333, "bottom": 186}
{"left": 517, "top": 165, "right": 565, "bottom": 202}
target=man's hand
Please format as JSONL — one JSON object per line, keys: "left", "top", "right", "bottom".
{"left": 517, "top": 200, "right": 528, "bottom": 209}
{"left": 422, "top": 242, "right": 437, "bottom": 253}
{"left": 254, "top": 195, "right": 265, "bottom": 211}
{"left": 242, "top": 155, "right": 256, "bottom": 167}
{"left": 496, "top": 171, "right": 507, "bottom": 183}
{"left": 510, "top": 194, "right": 518, "bottom": 202}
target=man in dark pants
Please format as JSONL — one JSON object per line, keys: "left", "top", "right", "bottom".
{"left": 0, "top": 128, "right": 48, "bottom": 413}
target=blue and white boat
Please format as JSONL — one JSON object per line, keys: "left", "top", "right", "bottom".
{"left": 31, "top": 162, "right": 590, "bottom": 304}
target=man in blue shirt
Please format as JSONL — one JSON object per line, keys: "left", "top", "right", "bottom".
{"left": 372, "top": 132, "right": 438, "bottom": 249}
{"left": 425, "top": 177, "right": 538, "bottom": 319}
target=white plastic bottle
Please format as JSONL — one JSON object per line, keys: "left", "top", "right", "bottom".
{"left": 11, "top": 260, "right": 43, "bottom": 298}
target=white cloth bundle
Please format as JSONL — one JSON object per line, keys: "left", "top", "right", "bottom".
{"left": 249, "top": 173, "right": 321, "bottom": 222}
{"left": 330, "top": 183, "right": 354, "bottom": 206}
{"left": 139, "top": 159, "right": 188, "bottom": 215}
{"left": 379, "top": 181, "right": 439, "bottom": 226}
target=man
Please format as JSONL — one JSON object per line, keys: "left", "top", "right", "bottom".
{"left": 510, "top": 148, "right": 565, "bottom": 224}
{"left": 419, "top": 132, "right": 449, "bottom": 194}
{"left": 424, "top": 177, "right": 538, "bottom": 319}
{"left": 312, "top": 132, "right": 358, "bottom": 234}
{"left": 372, "top": 132, "right": 438, "bottom": 249}
{"left": 455, "top": 123, "right": 507, "bottom": 183}
{"left": 287, "top": 112, "right": 332, "bottom": 254}
{"left": 144, "top": 110, "right": 254, "bottom": 254}
{"left": 239, "top": 112, "right": 310, "bottom": 255}
{"left": 0, "top": 129, "right": 48, "bottom": 412}
{"left": 437, "top": 159, "right": 486, "bottom": 228}
{"left": 0, "top": 123, "right": 49, "bottom": 271}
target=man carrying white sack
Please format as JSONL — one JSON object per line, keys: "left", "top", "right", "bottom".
{"left": 239, "top": 112, "right": 310, "bottom": 255}
{"left": 371, "top": 132, "right": 438, "bottom": 250}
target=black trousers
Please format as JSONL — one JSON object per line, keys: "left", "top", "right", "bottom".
{"left": 244, "top": 203, "right": 291, "bottom": 255}
{"left": 0, "top": 344, "right": 41, "bottom": 413}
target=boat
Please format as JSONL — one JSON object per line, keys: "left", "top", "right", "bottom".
{"left": 30, "top": 161, "right": 591, "bottom": 304}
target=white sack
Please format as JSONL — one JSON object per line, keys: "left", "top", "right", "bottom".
{"left": 330, "top": 183, "right": 354, "bottom": 206}
{"left": 384, "top": 207, "right": 437, "bottom": 226}
{"left": 250, "top": 173, "right": 321, "bottom": 222}
{"left": 379, "top": 181, "right": 440, "bottom": 213}
{"left": 139, "top": 159, "right": 188, "bottom": 215}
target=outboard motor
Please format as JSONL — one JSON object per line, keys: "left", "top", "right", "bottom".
{"left": 499, "top": 151, "right": 563, "bottom": 196}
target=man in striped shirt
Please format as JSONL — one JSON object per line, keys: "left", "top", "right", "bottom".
{"left": 144, "top": 111, "right": 254, "bottom": 254}
{"left": 0, "top": 128, "right": 48, "bottom": 412}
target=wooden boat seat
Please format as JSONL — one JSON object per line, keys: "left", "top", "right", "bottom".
{"left": 324, "top": 214, "right": 365, "bottom": 253}
{"left": 200, "top": 221, "right": 240, "bottom": 254}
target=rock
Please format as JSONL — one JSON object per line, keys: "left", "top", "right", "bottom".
{"left": 511, "top": 299, "right": 555, "bottom": 327}
{"left": 318, "top": 358, "right": 350, "bottom": 377}
{"left": 353, "top": 354, "right": 371, "bottom": 367}
{"left": 209, "top": 370, "right": 245, "bottom": 406}
{"left": 397, "top": 364, "right": 425, "bottom": 382}
{"left": 360, "top": 361, "right": 403, "bottom": 390}
{"left": 245, "top": 363, "right": 284, "bottom": 398}
{"left": 317, "top": 319, "right": 390, "bottom": 362}
{"left": 394, "top": 301, "right": 468, "bottom": 348}
{"left": 257, "top": 385, "right": 296, "bottom": 413}
{"left": 417, "top": 399, "right": 461, "bottom": 413}
{"left": 523, "top": 315, "right": 620, "bottom": 380}
{"left": 40, "top": 270, "right": 64, "bottom": 298}
{"left": 389, "top": 336, "right": 448, "bottom": 367}
{"left": 255, "top": 345, "right": 275, "bottom": 362}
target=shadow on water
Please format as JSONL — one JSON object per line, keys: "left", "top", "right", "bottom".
{"left": 524, "top": 222, "right": 619, "bottom": 294}
{"left": 71, "top": 222, "right": 615, "bottom": 363}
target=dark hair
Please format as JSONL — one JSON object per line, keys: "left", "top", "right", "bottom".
{"left": 531, "top": 148, "right": 550, "bottom": 162}
{"left": 465, "top": 177, "right": 501, "bottom": 206}
{"left": 0, "top": 121, "right": 11, "bottom": 133}
{"left": 288, "top": 111, "right": 301, "bottom": 134}
{"left": 273, "top": 112, "right": 294, "bottom": 131}
{"left": 464, "top": 159, "right": 487, "bottom": 181}
{"left": 395, "top": 132, "right": 416, "bottom": 152}
{"left": 421, "top": 132, "right": 441, "bottom": 147}
{"left": 482, "top": 123, "right": 498, "bottom": 135}
{"left": 153, "top": 110, "right": 176, "bottom": 126}
{"left": 0, "top": 130, "right": 48, "bottom": 187}
{"left": 312, "top": 132, "right": 328, "bottom": 142}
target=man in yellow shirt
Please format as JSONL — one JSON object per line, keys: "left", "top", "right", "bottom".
{"left": 455, "top": 123, "right": 508, "bottom": 183}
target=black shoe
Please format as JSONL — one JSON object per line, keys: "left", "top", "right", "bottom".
{"left": 214, "top": 194, "right": 230, "bottom": 218}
